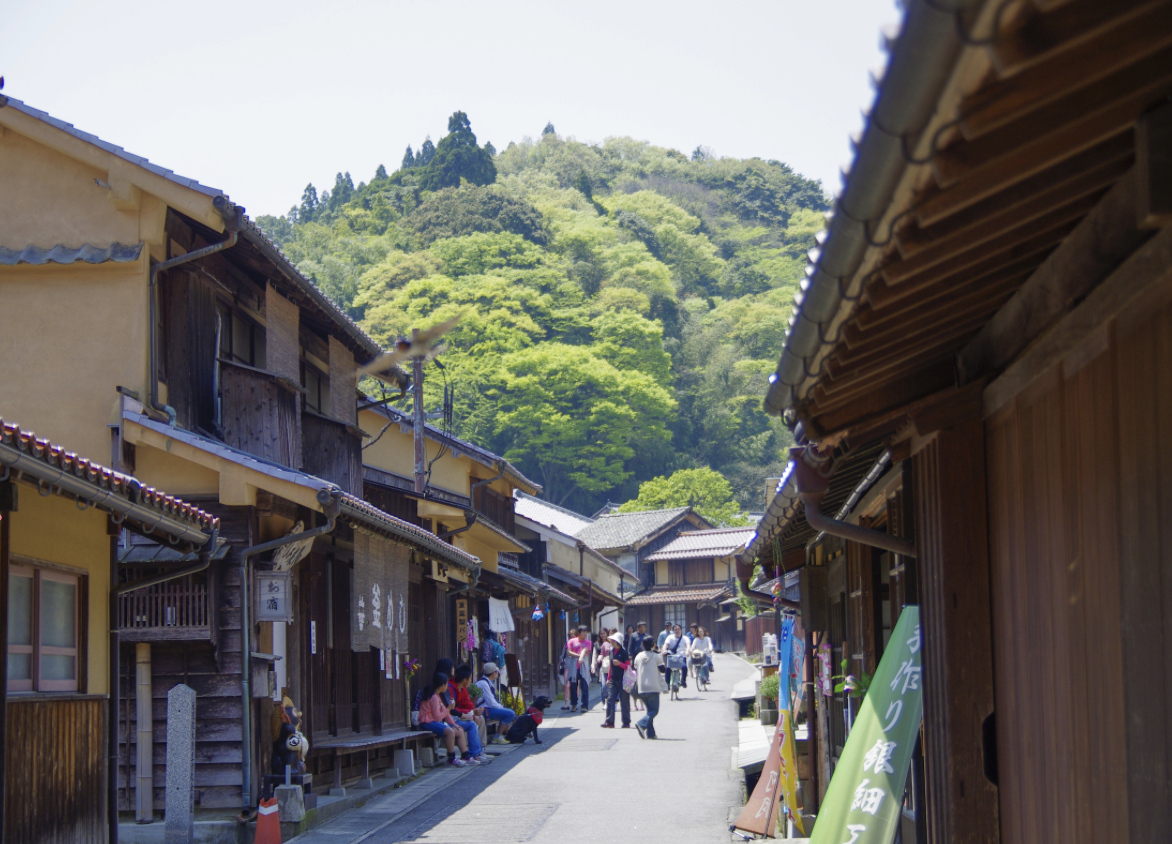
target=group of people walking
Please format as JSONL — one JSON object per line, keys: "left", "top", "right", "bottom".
{"left": 558, "top": 619, "right": 715, "bottom": 739}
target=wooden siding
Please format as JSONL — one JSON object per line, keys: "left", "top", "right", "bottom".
{"left": 303, "top": 412, "right": 362, "bottom": 496}
{"left": 1115, "top": 294, "right": 1172, "bottom": 841}
{"left": 161, "top": 269, "right": 217, "bottom": 433}
{"left": 6, "top": 696, "right": 107, "bottom": 844}
{"left": 118, "top": 570, "right": 217, "bottom": 644}
{"left": 913, "top": 419, "right": 999, "bottom": 844}
{"left": 473, "top": 486, "right": 515, "bottom": 535}
{"left": 220, "top": 361, "right": 301, "bottom": 469}
{"left": 986, "top": 293, "right": 1172, "bottom": 844}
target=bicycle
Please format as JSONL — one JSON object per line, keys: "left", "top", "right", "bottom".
{"left": 666, "top": 655, "right": 686, "bottom": 700}
{"left": 690, "top": 651, "right": 709, "bottom": 692}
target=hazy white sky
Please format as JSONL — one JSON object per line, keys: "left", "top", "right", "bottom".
{"left": 3, "top": 0, "right": 900, "bottom": 217}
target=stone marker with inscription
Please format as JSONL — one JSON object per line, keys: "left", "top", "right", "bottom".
{"left": 164, "top": 684, "right": 196, "bottom": 844}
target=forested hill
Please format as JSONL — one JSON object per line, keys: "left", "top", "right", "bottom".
{"left": 256, "top": 112, "right": 826, "bottom": 516}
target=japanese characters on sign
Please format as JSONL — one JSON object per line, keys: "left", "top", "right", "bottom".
{"left": 809, "top": 606, "right": 923, "bottom": 844}
{"left": 255, "top": 571, "right": 293, "bottom": 623}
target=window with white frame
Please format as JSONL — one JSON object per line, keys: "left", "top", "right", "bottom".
{"left": 7, "top": 566, "right": 80, "bottom": 692}
{"left": 664, "top": 603, "right": 688, "bottom": 629}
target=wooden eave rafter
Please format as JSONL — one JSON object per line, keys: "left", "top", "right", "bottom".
{"left": 801, "top": 0, "right": 1172, "bottom": 441}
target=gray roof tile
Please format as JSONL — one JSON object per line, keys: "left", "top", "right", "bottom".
{"left": 573, "top": 507, "right": 697, "bottom": 552}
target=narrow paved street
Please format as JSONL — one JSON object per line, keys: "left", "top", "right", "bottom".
{"left": 291, "top": 653, "right": 754, "bottom": 844}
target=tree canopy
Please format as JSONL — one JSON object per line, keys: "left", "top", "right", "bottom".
{"left": 255, "top": 117, "right": 827, "bottom": 514}
{"left": 618, "top": 468, "right": 750, "bottom": 526}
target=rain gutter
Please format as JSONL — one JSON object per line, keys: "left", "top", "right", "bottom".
{"left": 764, "top": 0, "right": 979, "bottom": 416}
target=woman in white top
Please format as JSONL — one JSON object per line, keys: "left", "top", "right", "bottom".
{"left": 690, "top": 626, "right": 714, "bottom": 684}
{"left": 632, "top": 636, "right": 667, "bottom": 739}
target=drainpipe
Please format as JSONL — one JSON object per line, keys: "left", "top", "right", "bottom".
{"left": 792, "top": 446, "right": 916, "bottom": 558}
{"left": 237, "top": 488, "right": 343, "bottom": 816}
{"left": 108, "top": 533, "right": 120, "bottom": 844}
{"left": 470, "top": 464, "right": 505, "bottom": 512}
{"left": 436, "top": 512, "right": 482, "bottom": 596}
{"left": 149, "top": 197, "right": 244, "bottom": 424}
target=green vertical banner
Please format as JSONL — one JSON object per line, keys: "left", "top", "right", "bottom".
{"left": 810, "top": 606, "right": 922, "bottom": 844}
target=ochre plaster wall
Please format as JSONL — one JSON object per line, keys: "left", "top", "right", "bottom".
{"left": 0, "top": 262, "right": 148, "bottom": 461}
{"left": 9, "top": 492, "right": 111, "bottom": 695}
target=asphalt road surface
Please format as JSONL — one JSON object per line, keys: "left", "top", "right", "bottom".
{"left": 291, "top": 652, "right": 756, "bottom": 844}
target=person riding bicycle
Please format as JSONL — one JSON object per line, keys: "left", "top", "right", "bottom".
{"left": 661, "top": 624, "right": 688, "bottom": 693}
{"left": 689, "top": 626, "right": 713, "bottom": 686}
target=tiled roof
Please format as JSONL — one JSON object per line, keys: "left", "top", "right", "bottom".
{"left": 472, "top": 511, "right": 531, "bottom": 553}
{"left": 624, "top": 585, "right": 729, "bottom": 606}
{"left": 0, "top": 242, "right": 143, "bottom": 265}
{"left": 121, "top": 398, "right": 478, "bottom": 572}
{"left": 339, "top": 494, "right": 480, "bottom": 572}
{"left": 361, "top": 400, "right": 541, "bottom": 495}
{"left": 492, "top": 565, "right": 577, "bottom": 604}
{"left": 573, "top": 506, "right": 698, "bottom": 552}
{"left": 0, "top": 416, "right": 219, "bottom": 539}
{"left": 544, "top": 565, "right": 626, "bottom": 607}
{"left": 514, "top": 490, "right": 593, "bottom": 536}
{"left": 644, "top": 527, "right": 757, "bottom": 561}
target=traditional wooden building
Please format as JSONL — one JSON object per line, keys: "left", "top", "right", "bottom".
{"left": 744, "top": 2, "right": 1172, "bottom": 842}
{"left": 0, "top": 96, "right": 495, "bottom": 817}
{"left": 514, "top": 492, "right": 636, "bottom": 637}
{"left": 1, "top": 417, "right": 218, "bottom": 844}
{"left": 625, "top": 527, "right": 755, "bottom": 646}
{"left": 572, "top": 506, "right": 712, "bottom": 589}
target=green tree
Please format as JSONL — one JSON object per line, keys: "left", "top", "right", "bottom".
{"left": 374, "top": 164, "right": 388, "bottom": 180}
{"left": 418, "top": 112, "right": 496, "bottom": 192}
{"left": 484, "top": 141, "right": 496, "bottom": 157}
{"left": 542, "top": 122, "right": 556, "bottom": 136}
{"left": 407, "top": 185, "right": 547, "bottom": 245}
{"left": 418, "top": 137, "right": 435, "bottom": 167}
{"left": 402, "top": 146, "right": 416, "bottom": 169}
{"left": 298, "top": 184, "right": 319, "bottom": 222}
{"left": 618, "top": 467, "right": 750, "bottom": 526}
{"left": 494, "top": 343, "right": 675, "bottom": 504}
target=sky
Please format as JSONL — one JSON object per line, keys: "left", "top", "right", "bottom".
{"left": 2, "top": 0, "right": 900, "bottom": 218}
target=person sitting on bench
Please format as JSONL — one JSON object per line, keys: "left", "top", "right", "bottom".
{"left": 475, "top": 662, "right": 517, "bottom": 744}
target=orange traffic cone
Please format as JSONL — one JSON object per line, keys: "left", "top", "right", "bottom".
{"left": 254, "top": 797, "right": 281, "bottom": 844}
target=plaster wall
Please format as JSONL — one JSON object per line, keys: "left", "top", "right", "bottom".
{"left": 0, "top": 262, "right": 148, "bottom": 461}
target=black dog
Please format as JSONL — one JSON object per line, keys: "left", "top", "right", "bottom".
{"left": 506, "top": 695, "right": 553, "bottom": 744}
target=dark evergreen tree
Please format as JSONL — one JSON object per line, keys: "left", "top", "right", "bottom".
{"left": 542, "top": 121, "right": 556, "bottom": 136}
{"left": 326, "top": 172, "right": 354, "bottom": 214}
{"left": 418, "top": 112, "right": 496, "bottom": 192}
{"left": 484, "top": 141, "right": 496, "bottom": 157}
{"left": 298, "top": 183, "right": 319, "bottom": 222}
{"left": 375, "top": 164, "right": 388, "bottom": 180}
{"left": 418, "top": 137, "right": 436, "bottom": 167}
{"left": 402, "top": 145, "right": 416, "bottom": 169}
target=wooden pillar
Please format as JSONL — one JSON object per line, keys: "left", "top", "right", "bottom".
{"left": 913, "top": 417, "right": 999, "bottom": 844}
{"left": 135, "top": 643, "right": 153, "bottom": 822}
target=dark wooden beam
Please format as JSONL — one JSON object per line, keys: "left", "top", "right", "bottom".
{"left": 868, "top": 222, "right": 1071, "bottom": 310}
{"left": 853, "top": 268, "right": 1029, "bottom": 337}
{"left": 1136, "top": 100, "right": 1172, "bottom": 228}
{"left": 819, "top": 346, "right": 963, "bottom": 405}
{"left": 898, "top": 155, "right": 1128, "bottom": 260}
{"left": 934, "top": 49, "right": 1172, "bottom": 188}
{"left": 808, "top": 359, "right": 957, "bottom": 442}
{"left": 990, "top": 0, "right": 1160, "bottom": 77}
{"left": 919, "top": 128, "right": 1131, "bottom": 226}
{"left": 959, "top": 168, "right": 1152, "bottom": 385}
{"left": 827, "top": 313, "right": 991, "bottom": 382}
{"left": 982, "top": 223, "right": 1172, "bottom": 417}
{"left": 967, "top": 1, "right": 1172, "bottom": 138}
{"left": 883, "top": 192, "right": 1102, "bottom": 285}
{"left": 842, "top": 288, "right": 1015, "bottom": 357}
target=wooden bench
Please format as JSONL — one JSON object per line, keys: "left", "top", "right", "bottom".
{"left": 312, "top": 729, "right": 432, "bottom": 793}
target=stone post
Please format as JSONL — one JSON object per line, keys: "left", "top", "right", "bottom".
{"left": 164, "top": 684, "right": 196, "bottom": 844}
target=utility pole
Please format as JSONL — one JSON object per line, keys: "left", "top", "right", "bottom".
{"left": 412, "top": 328, "right": 426, "bottom": 495}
